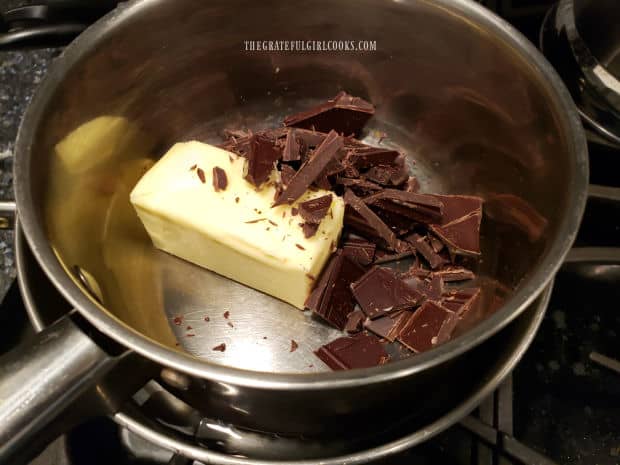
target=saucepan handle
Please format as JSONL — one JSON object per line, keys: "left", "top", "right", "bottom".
{"left": 0, "top": 314, "right": 116, "bottom": 464}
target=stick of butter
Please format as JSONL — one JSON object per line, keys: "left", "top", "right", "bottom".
{"left": 130, "top": 141, "right": 344, "bottom": 309}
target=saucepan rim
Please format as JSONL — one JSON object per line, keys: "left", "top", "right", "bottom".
{"left": 14, "top": 0, "right": 588, "bottom": 390}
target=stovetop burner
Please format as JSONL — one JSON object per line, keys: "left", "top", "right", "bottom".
{"left": 1, "top": 1, "right": 619, "bottom": 464}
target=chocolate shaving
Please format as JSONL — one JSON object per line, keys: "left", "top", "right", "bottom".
{"left": 295, "top": 243, "right": 306, "bottom": 250}
{"left": 284, "top": 91, "right": 375, "bottom": 137}
{"left": 299, "top": 195, "right": 332, "bottom": 224}
{"left": 290, "top": 339, "right": 299, "bottom": 352}
{"left": 315, "top": 332, "right": 389, "bottom": 370}
{"left": 274, "top": 130, "right": 343, "bottom": 205}
{"left": 397, "top": 301, "right": 458, "bottom": 353}
{"left": 212, "top": 343, "right": 227, "bottom": 352}
{"left": 244, "top": 134, "right": 281, "bottom": 187}
{"left": 212, "top": 166, "right": 228, "bottom": 191}
{"left": 196, "top": 168, "right": 206, "bottom": 184}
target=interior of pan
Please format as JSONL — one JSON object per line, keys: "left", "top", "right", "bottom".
{"left": 19, "top": 0, "right": 581, "bottom": 374}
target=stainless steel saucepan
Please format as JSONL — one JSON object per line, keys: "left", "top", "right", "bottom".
{"left": 0, "top": 0, "right": 588, "bottom": 463}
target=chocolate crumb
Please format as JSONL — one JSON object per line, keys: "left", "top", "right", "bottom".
{"left": 196, "top": 168, "right": 206, "bottom": 183}
{"left": 186, "top": 325, "right": 193, "bottom": 330}
{"left": 268, "top": 220, "right": 278, "bottom": 226}
{"left": 187, "top": 334, "right": 195, "bottom": 337}
{"left": 296, "top": 243, "right": 306, "bottom": 250}
{"left": 290, "top": 339, "right": 299, "bottom": 352}
{"left": 235, "top": 197, "right": 240, "bottom": 203}
{"left": 227, "top": 322, "right": 234, "bottom": 328}
{"left": 223, "top": 311, "right": 230, "bottom": 319}
{"left": 245, "top": 218, "right": 266, "bottom": 224}
{"left": 263, "top": 336, "right": 268, "bottom": 339}
{"left": 212, "top": 343, "right": 227, "bottom": 352}
{"left": 204, "top": 316, "right": 210, "bottom": 322}
{"left": 190, "top": 164, "right": 197, "bottom": 171}
{"left": 212, "top": 166, "right": 228, "bottom": 191}
{"left": 173, "top": 316, "right": 183, "bottom": 326}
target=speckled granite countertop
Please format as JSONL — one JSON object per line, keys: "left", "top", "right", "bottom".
{"left": 0, "top": 48, "right": 60, "bottom": 299}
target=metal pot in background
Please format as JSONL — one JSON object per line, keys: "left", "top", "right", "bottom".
{"left": 541, "top": 0, "right": 620, "bottom": 145}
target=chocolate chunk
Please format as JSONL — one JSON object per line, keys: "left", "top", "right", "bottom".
{"left": 245, "top": 134, "right": 281, "bottom": 187}
{"left": 364, "top": 311, "right": 411, "bottom": 342}
{"left": 280, "top": 164, "right": 296, "bottom": 186}
{"left": 432, "top": 266, "right": 475, "bottom": 282}
{"left": 364, "top": 165, "right": 394, "bottom": 185}
{"left": 283, "top": 129, "right": 302, "bottom": 161}
{"left": 284, "top": 91, "right": 375, "bottom": 137}
{"left": 430, "top": 211, "right": 482, "bottom": 256}
{"left": 373, "top": 248, "right": 415, "bottom": 264}
{"left": 344, "top": 310, "right": 365, "bottom": 334}
{"left": 212, "top": 166, "right": 228, "bottom": 191}
{"left": 306, "top": 252, "right": 365, "bottom": 330}
{"left": 351, "top": 266, "right": 424, "bottom": 319}
{"left": 336, "top": 177, "right": 383, "bottom": 195}
{"left": 342, "top": 239, "right": 376, "bottom": 265}
{"left": 274, "top": 130, "right": 343, "bottom": 205}
{"left": 400, "top": 274, "right": 444, "bottom": 301}
{"left": 305, "top": 253, "right": 339, "bottom": 311}
{"left": 299, "top": 194, "right": 332, "bottom": 224}
{"left": 315, "top": 332, "right": 389, "bottom": 370}
{"left": 397, "top": 301, "right": 458, "bottom": 353}
{"left": 441, "top": 287, "right": 481, "bottom": 316}
{"left": 344, "top": 189, "right": 402, "bottom": 252}
{"left": 301, "top": 222, "right": 319, "bottom": 238}
{"left": 212, "top": 343, "right": 227, "bottom": 352}
{"left": 345, "top": 147, "right": 401, "bottom": 169}
{"left": 432, "top": 194, "right": 482, "bottom": 225}
{"left": 406, "top": 233, "right": 448, "bottom": 270}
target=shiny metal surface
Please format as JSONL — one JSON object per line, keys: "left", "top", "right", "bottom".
{"left": 11, "top": 0, "right": 587, "bottom": 441}
{"left": 0, "top": 315, "right": 115, "bottom": 464}
{"left": 113, "top": 285, "right": 551, "bottom": 464}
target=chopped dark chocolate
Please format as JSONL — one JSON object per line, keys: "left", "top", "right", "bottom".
{"left": 432, "top": 266, "right": 475, "bottom": 282}
{"left": 196, "top": 167, "right": 206, "bottom": 184}
{"left": 441, "top": 287, "right": 481, "bottom": 316}
{"left": 397, "top": 301, "right": 458, "bottom": 353}
{"left": 429, "top": 235, "right": 445, "bottom": 253}
{"left": 212, "top": 343, "right": 227, "bottom": 352}
{"left": 299, "top": 194, "right": 332, "bottom": 224}
{"left": 364, "top": 311, "right": 411, "bottom": 342}
{"left": 280, "top": 164, "right": 296, "bottom": 186}
{"left": 283, "top": 129, "right": 302, "bottom": 161}
{"left": 344, "top": 189, "right": 402, "bottom": 252}
{"left": 406, "top": 233, "right": 448, "bottom": 270}
{"left": 284, "top": 91, "right": 375, "bottom": 137}
{"left": 336, "top": 177, "right": 383, "bottom": 195}
{"left": 306, "top": 252, "right": 366, "bottom": 330}
{"left": 430, "top": 211, "right": 482, "bottom": 256}
{"left": 344, "top": 310, "right": 365, "bottom": 334}
{"left": 301, "top": 222, "right": 319, "bottom": 238}
{"left": 244, "top": 134, "right": 281, "bottom": 187}
{"left": 400, "top": 274, "right": 444, "bottom": 301}
{"left": 342, "top": 238, "right": 376, "bottom": 265}
{"left": 364, "top": 190, "right": 443, "bottom": 224}
{"left": 364, "top": 165, "right": 394, "bottom": 185}
{"left": 351, "top": 266, "right": 424, "bottom": 319}
{"left": 373, "top": 248, "right": 415, "bottom": 264}
{"left": 432, "top": 194, "right": 483, "bottom": 225}
{"left": 345, "top": 147, "right": 401, "bottom": 169}
{"left": 274, "top": 130, "right": 343, "bottom": 205}
{"left": 212, "top": 166, "right": 228, "bottom": 191}
{"left": 315, "top": 332, "right": 389, "bottom": 370}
